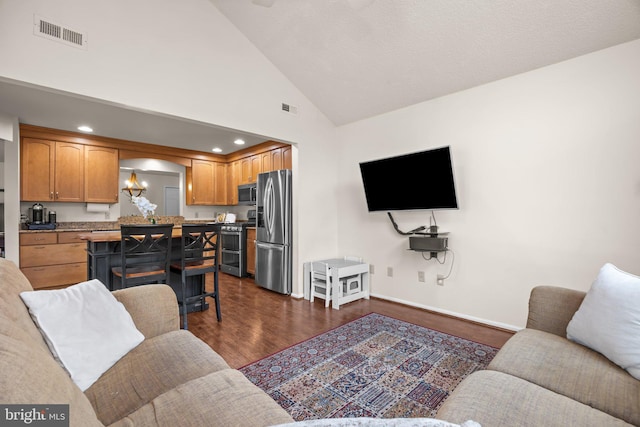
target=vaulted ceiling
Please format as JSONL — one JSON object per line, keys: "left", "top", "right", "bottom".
{"left": 211, "top": 0, "right": 640, "bottom": 125}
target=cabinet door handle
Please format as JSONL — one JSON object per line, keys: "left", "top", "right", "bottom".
{"left": 50, "top": 192, "right": 54, "bottom": 200}
{"left": 33, "top": 246, "right": 46, "bottom": 250}
{"left": 55, "top": 192, "right": 59, "bottom": 199}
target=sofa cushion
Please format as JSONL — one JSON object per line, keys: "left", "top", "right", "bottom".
{"left": 436, "top": 370, "right": 632, "bottom": 426}
{"left": 86, "top": 329, "right": 231, "bottom": 425}
{"left": 20, "top": 279, "right": 145, "bottom": 391}
{"left": 109, "top": 369, "right": 293, "bottom": 427}
{"left": 487, "top": 328, "right": 640, "bottom": 425}
{"left": 0, "top": 259, "right": 50, "bottom": 353}
{"left": 0, "top": 314, "right": 103, "bottom": 427}
{"left": 566, "top": 263, "right": 640, "bottom": 380}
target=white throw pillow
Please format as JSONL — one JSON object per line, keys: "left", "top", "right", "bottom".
{"left": 20, "top": 279, "right": 145, "bottom": 391}
{"left": 566, "top": 263, "right": 640, "bottom": 379}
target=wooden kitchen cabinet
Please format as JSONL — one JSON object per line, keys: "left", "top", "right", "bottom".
{"left": 20, "top": 138, "right": 54, "bottom": 202}
{"left": 282, "top": 145, "right": 292, "bottom": 169}
{"left": 20, "top": 231, "right": 88, "bottom": 289}
{"left": 85, "top": 146, "right": 119, "bottom": 203}
{"left": 189, "top": 159, "right": 229, "bottom": 205}
{"left": 190, "top": 160, "right": 215, "bottom": 205}
{"left": 258, "top": 147, "right": 292, "bottom": 174}
{"left": 21, "top": 138, "right": 84, "bottom": 202}
{"left": 228, "top": 160, "right": 241, "bottom": 205}
{"left": 246, "top": 227, "right": 256, "bottom": 276}
{"left": 213, "top": 162, "right": 228, "bottom": 205}
{"left": 261, "top": 151, "right": 272, "bottom": 173}
{"left": 241, "top": 155, "right": 262, "bottom": 184}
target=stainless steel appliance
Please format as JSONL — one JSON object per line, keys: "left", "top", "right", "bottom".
{"left": 255, "top": 170, "right": 292, "bottom": 294}
{"left": 238, "top": 183, "right": 257, "bottom": 205}
{"left": 30, "top": 202, "right": 45, "bottom": 224}
{"left": 219, "top": 223, "right": 245, "bottom": 277}
{"left": 219, "top": 210, "right": 257, "bottom": 278}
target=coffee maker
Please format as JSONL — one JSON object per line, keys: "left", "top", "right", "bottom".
{"left": 28, "top": 202, "right": 47, "bottom": 224}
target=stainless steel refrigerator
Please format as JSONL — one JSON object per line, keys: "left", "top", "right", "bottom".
{"left": 255, "top": 169, "right": 292, "bottom": 294}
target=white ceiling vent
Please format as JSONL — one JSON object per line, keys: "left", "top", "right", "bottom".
{"left": 33, "top": 15, "right": 88, "bottom": 50}
{"left": 281, "top": 103, "right": 298, "bottom": 115}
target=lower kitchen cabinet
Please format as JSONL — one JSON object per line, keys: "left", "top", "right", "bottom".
{"left": 246, "top": 227, "right": 256, "bottom": 276}
{"left": 20, "top": 231, "right": 88, "bottom": 289}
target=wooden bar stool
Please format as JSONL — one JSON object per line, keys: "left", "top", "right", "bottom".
{"left": 112, "top": 224, "right": 174, "bottom": 289}
{"left": 170, "top": 223, "right": 221, "bottom": 330}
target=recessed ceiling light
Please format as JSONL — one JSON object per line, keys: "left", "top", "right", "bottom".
{"left": 212, "top": 147, "right": 222, "bottom": 153}
{"left": 234, "top": 138, "right": 245, "bottom": 145}
{"left": 77, "top": 125, "right": 93, "bottom": 132}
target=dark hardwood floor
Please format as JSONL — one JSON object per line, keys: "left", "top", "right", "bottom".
{"left": 187, "top": 273, "right": 514, "bottom": 369}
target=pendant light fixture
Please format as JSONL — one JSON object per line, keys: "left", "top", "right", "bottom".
{"left": 122, "top": 171, "right": 147, "bottom": 197}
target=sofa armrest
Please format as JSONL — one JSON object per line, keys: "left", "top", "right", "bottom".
{"left": 526, "top": 286, "right": 586, "bottom": 337}
{"left": 112, "top": 284, "right": 179, "bottom": 339}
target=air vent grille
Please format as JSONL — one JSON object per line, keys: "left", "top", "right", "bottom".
{"left": 281, "top": 103, "right": 298, "bottom": 115}
{"left": 63, "top": 28, "right": 84, "bottom": 46}
{"left": 34, "top": 15, "right": 87, "bottom": 50}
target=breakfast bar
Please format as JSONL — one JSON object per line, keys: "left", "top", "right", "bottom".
{"left": 79, "top": 225, "right": 219, "bottom": 312}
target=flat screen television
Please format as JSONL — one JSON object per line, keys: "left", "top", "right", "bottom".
{"left": 359, "top": 146, "right": 458, "bottom": 212}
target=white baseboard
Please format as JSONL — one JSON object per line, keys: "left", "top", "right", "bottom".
{"left": 369, "top": 292, "right": 522, "bottom": 332}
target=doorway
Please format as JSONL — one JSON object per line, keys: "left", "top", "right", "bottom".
{"left": 164, "top": 186, "right": 180, "bottom": 216}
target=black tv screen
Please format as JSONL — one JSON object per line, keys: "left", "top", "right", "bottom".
{"left": 359, "top": 146, "right": 458, "bottom": 212}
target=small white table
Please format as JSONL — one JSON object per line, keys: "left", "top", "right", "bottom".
{"left": 303, "top": 258, "right": 370, "bottom": 309}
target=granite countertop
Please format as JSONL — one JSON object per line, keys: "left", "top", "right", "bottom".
{"left": 20, "top": 221, "right": 120, "bottom": 233}
{"left": 19, "top": 216, "right": 216, "bottom": 233}
{"left": 19, "top": 216, "right": 247, "bottom": 234}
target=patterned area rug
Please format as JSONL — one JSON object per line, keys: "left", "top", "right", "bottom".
{"left": 240, "top": 313, "right": 498, "bottom": 421}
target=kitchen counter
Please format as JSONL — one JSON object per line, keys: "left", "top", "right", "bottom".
{"left": 19, "top": 216, "right": 222, "bottom": 234}
{"left": 79, "top": 227, "right": 187, "bottom": 242}
{"left": 20, "top": 221, "right": 119, "bottom": 233}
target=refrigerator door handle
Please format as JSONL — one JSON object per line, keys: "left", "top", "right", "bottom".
{"left": 265, "top": 176, "right": 275, "bottom": 237}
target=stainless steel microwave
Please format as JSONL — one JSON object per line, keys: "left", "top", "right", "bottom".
{"left": 238, "top": 183, "right": 257, "bottom": 205}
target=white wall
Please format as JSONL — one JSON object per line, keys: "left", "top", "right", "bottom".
{"left": 2, "top": 116, "right": 20, "bottom": 262}
{"left": 0, "top": 0, "right": 340, "bottom": 291}
{"left": 336, "top": 39, "right": 640, "bottom": 329}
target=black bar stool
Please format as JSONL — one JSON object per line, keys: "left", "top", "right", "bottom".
{"left": 171, "top": 223, "right": 221, "bottom": 330}
{"left": 112, "top": 224, "right": 174, "bottom": 289}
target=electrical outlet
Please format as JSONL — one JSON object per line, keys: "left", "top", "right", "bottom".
{"left": 370, "top": 265, "right": 375, "bottom": 274}
{"left": 418, "top": 271, "right": 425, "bottom": 282}
{"left": 437, "top": 274, "right": 445, "bottom": 286}
{"left": 387, "top": 267, "right": 393, "bottom": 277}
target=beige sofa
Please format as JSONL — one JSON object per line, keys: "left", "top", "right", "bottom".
{"left": 0, "top": 258, "right": 293, "bottom": 426}
{"left": 436, "top": 286, "right": 639, "bottom": 426}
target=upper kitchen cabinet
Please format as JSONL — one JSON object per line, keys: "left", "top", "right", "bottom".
{"left": 188, "top": 159, "right": 229, "bottom": 205}
{"left": 240, "top": 155, "right": 262, "bottom": 184}
{"left": 228, "top": 160, "right": 241, "bottom": 205}
{"left": 282, "top": 145, "right": 292, "bottom": 170}
{"left": 214, "top": 162, "right": 228, "bottom": 205}
{"left": 85, "top": 146, "right": 119, "bottom": 203}
{"left": 21, "top": 138, "right": 84, "bottom": 202}
{"left": 238, "top": 145, "right": 293, "bottom": 185}
{"left": 268, "top": 146, "right": 292, "bottom": 171}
